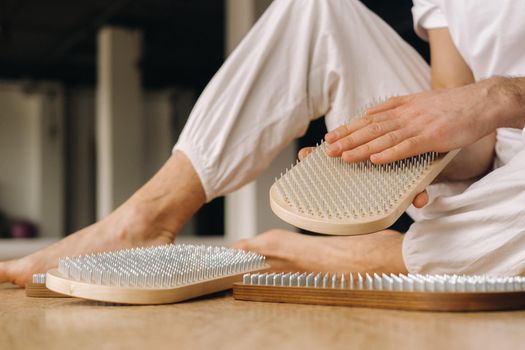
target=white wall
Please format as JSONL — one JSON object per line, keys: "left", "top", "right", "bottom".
{"left": 96, "top": 27, "right": 144, "bottom": 219}
{"left": 225, "top": 0, "right": 274, "bottom": 55}
{"left": 0, "top": 80, "right": 196, "bottom": 238}
{"left": 143, "top": 91, "right": 173, "bottom": 180}
{"left": 66, "top": 87, "right": 195, "bottom": 234}
{"left": 0, "top": 82, "right": 64, "bottom": 238}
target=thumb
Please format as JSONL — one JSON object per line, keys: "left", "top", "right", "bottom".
{"left": 298, "top": 147, "right": 315, "bottom": 161}
{"left": 412, "top": 190, "right": 429, "bottom": 208}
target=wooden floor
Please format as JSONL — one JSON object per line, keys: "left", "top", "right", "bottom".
{"left": 2, "top": 284, "right": 525, "bottom": 350}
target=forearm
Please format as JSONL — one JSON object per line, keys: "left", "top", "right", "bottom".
{"left": 438, "top": 77, "right": 525, "bottom": 182}
{"left": 490, "top": 76, "right": 525, "bottom": 129}
{"left": 432, "top": 76, "right": 496, "bottom": 182}
{"left": 438, "top": 132, "right": 495, "bottom": 182}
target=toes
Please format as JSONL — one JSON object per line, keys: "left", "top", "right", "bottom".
{"left": 231, "top": 239, "right": 250, "bottom": 251}
{"left": 0, "top": 260, "right": 26, "bottom": 287}
{"left": 0, "top": 261, "right": 7, "bottom": 284}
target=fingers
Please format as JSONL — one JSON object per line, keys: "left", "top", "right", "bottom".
{"left": 325, "top": 120, "right": 366, "bottom": 145}
{"left": 412, "top": 190, "right": 429, "bottom": 208}
{"left": 325, "top": 114, "right": 398, "bottom": 157}
{"left": 325, "top": 95, "right": 414, "bottom": 150}
{"left": 340, "top": 130, "right": 407, "bottom": 163}
{"left": 370, "top": 136, "right": 427, "bottom": 164}
{"left": 298, "top": 147, "right": 315, "bottom": 161}
{"left": 325, "top": 113, "right": 391, "bottom": 145}
{"left": 366, "top": 96, "right": 409, "bottom": 115}
{"left": 328, "top": 119, "right": 402, "bottom": 158}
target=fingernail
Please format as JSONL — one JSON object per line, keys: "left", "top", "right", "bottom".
{"left": 370, "top": 153, "right": 382, "bottom": 163}
{"left": 327, "top": 142, "right": 340, "bottom": 153}
{"left": 342, "top": 151, "right": 356, "bottom": 161}
{"left": 324, "top": 133, "right": 334, "bottom": 143}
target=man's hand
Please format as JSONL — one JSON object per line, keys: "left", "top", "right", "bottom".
{"left": 324, "top": 79, "right": 509, "bottom": 165}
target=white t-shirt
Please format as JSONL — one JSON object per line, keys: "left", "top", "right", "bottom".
{"left": 412, "top": 0, "right": 525, "bottom": 166}
{"left": 403, "top": 0, "right": 525, "bottom": 275}
{"left": 413, "top": 0, "right": 525, "bottom": 80}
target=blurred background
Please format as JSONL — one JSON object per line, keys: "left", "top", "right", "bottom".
{"left": 0, "top": 0, "right": 428, "bottom": 259}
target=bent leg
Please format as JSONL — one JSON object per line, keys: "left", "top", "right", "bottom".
{"left": 1, "top": 0, "right": 430, "bottom": 285}
{"left": 174, "top": 0, "right": 431, "bottom": 202}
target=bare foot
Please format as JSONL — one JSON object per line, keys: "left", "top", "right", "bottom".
{"left": 1, "top": 202, "right": 177, "bottom": 286}
{"left": 232, "top": 229, "right": 407, "bottom": 274}
{"left": 0, "top": 151, "right": 205, "bottom": 286}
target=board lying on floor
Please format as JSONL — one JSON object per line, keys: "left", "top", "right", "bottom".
{"left": 233, "top": 272, "right": 525, "bottom": 312}
{"left": 26, "top": 274, "right": 70, "bottom": 298}
{"left": 33, "top": 244, "right": 268, "bottom": 305}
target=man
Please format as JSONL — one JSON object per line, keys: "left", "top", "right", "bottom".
{"left": 1, "top": 0, "right": 524, "bottom": 286}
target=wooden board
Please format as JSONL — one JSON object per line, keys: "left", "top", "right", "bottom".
{"left": 270, "top": 149, "right": 459, "bottom": 235}
{"left": 46, "top": 267, "right": 267, "bottom": 305}
{"left": 25, "top": 282, "right": 71, "bottom": 298}
{"left": 233, "top": 283, "right": 525, "bottom": 312}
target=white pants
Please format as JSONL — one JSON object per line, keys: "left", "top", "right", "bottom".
{"left": 174, "top": 0, "right": 525, "bottom": 276}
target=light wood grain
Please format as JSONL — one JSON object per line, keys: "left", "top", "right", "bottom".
{"left": 3, "top": 283, "right": 525, "bottom": 350}
{"left": 45, "top": 267, "right": 267, "bottom": 305}
{"left": 25, "top": 282, "right": 70, "bottom": 298}
{"left": 5, "top": 286, "right": 525, "bottom": 350}
{"left": 233, "top": 283, "right": 525, "bottom": 312}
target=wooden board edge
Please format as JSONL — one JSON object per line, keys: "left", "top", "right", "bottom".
{"left": 46, "top": 266, "right": 268, "bottom": 305}
{"left": 232, "top": 283, "right": 525, "bottom": 312}
{"left": 25, "top": 282, "right": 71, "bottom": 298}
